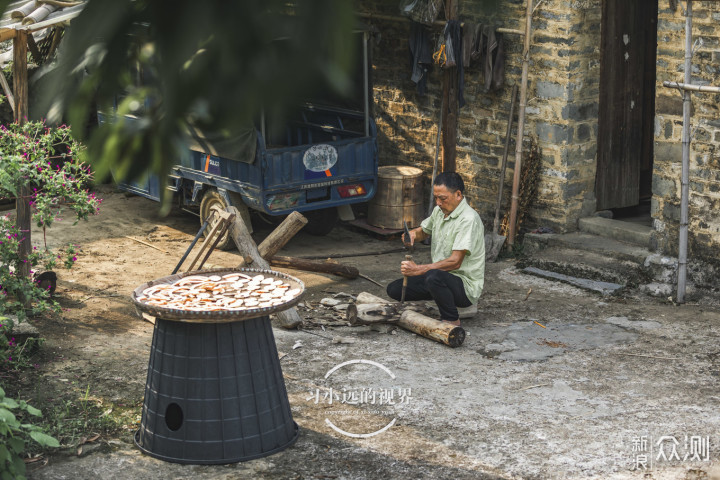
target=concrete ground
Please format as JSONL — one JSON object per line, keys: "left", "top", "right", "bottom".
{"left": 17, "top": 190, "right": 720, "bottom": 480}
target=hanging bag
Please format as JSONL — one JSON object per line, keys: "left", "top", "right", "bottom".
{"left": 399, "top": 0, "right": 444, "bottom": 26}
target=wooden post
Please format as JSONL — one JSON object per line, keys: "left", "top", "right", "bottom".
{"left": 440, "top": 0, "right": 458, "bottom": 173}
{"left": 13, "top": 29, "right": 32, "bottom": 281}
{"left": 227, "top": 206, "right": 304, "bottom": 328}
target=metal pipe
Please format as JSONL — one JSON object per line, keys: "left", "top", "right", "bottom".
{"left": 363, "top": 30, "right": 370, "bottom": 137}
{"left": 677, "top": 0, "right": 693, "bottom": 303}
{"left": 172, "top": 218, "right": 211, "bottom": 274}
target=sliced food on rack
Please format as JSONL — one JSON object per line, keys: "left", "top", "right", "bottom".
{"left": 136, "top": 273, "right": 302, "bottom": 311}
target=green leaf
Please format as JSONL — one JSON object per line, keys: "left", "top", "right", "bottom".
{"left": 25, "top": 405, "right": 41, "bottom": 417}
{"left": 29, "top": 431, "right": 60, "bottom": 448}
{"left": 0, "top": 397, "right": 19, "bottom": 409}
{"left": 0, "top": 407, "right": 17, "bottom": 424}
{"left": 11, "top": 454, "right": 26, "bottom": 476}
{"left": 0, "top": 445, "right": 10, "bottom": 462}
{"left": 7, "top": 438, "right": 23, "bottom": 454}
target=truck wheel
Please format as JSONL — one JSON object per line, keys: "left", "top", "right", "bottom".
{"left": 303, "top": 208, "right": 338, "bottom": 236}
{"left": 199, "top": 189, "right": 235, "bottom": 251}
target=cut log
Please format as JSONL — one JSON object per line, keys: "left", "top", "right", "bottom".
{"left": 347, "top": 303, "right": 399, "bottom": 325}
{"left": 269, "top": 255, "right": 359, "bottom": 279}
{"left": 356, "top": 292, "right": 390, "bottom": 304}
{"left": 227, "top": 206, "right": 303, "bottom": 329}
{"left": 398, "top": 310, "right": 465, "bottom": 348}
{"left": 256, "top": 211, "right": 308, "bottom": 259}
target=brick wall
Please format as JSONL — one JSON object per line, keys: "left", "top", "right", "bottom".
{"left": 358, "top": 0, "right": 603, "bottom": 234}
{"left": 654, "top": 1, "right": 720, "bottom": 260}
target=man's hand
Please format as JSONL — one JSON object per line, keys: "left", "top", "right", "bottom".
{"left": 399, "top": 250, "right": 467, "bottom": 277}
{"left": 403, "top": 227, "right": 425, "bottom": 248}
{"left": 400, "top": 259, "right": 424, "bottom": 277}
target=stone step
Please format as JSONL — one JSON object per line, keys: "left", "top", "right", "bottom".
{"left": 521, "top": 231, "right": 679, "bottom": 297}
{"left": 578, "top": 216, "right": 652, "bottom": 248}
{"left": 523, "top": 231, "right": 650, "bottom": 264}
{"left": 518, "top": 243, "right": 651, "bottom": 290}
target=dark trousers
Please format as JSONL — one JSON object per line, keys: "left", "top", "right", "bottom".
{"left": 386, "top": 269, "right": 472, "bottom": 321}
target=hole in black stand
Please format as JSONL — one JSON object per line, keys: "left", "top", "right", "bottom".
{"left": 165, "top": 403, "right": 184, "bottom": 431}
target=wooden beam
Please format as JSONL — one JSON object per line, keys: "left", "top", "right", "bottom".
{"left": 0, "top": 29, "right": 17, "bottom": 43}
{"left": 27, "top": 33, "right": 41, "bottom": 64}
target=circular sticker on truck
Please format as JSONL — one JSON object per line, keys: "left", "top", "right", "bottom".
{"left": 303, "top": 144, "right": 338, "bottom": 172}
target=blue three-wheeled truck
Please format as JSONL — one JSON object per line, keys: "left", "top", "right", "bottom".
{"left": 102, "top": 30, "right": 378, "bottom": 249}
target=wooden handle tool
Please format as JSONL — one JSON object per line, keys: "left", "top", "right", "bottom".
{"left": 400, "top": 254, "right": 412, "bottom": 304}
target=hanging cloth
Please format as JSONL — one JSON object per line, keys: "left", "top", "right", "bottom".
{"left": 449, "top": 20, "right": 465, "bottom": 108}
{"left": 409, "top": 21, "right": 434, "bottom": 95}
{"left": 433, "top": 20, "right": 465, "bottom": 108}
{"left": 462, "top": 22, "right": 482, "bottom": 68}
{"left": 480, "top": 25, "right": 505, "bottom": 92}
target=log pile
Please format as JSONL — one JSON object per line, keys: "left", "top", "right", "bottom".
{"left": 346, "top": 292, "right": 465, "bottom": 348}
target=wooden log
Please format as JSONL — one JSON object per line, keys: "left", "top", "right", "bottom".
{"left": 356, "top": 292, "right": 389, "bottom": 304}
{"left": 238, "top": 211, "right": 307, "bottom": 267}
{"left": 227, "top": 206, "right": 303, "bottom": 329}
{"left": 257, "top": 211, "right": 308, "bottom": 258}
{"left": 347, "top": 303, "right": 399, "bottom": 325}
{"left": 398, "top": 310, "right": 465, "bottom": 348}
{"left": 269, "top": 255, "right": 359, "bottom": 279}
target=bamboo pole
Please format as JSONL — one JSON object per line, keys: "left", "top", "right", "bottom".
{"left": 663, "top": 81, "right": 720, "bottom": 94}
{"left": 494, "top": 84, "right": 518, "bottom": 236}
{"left": 507, "top": 0, "right": 534, "bottom": 246}
{"left": 677, "top": 1, "right": 693, "bottom": 303}
{"left": 354, "top": 11, "right": 525, "bottom": 36}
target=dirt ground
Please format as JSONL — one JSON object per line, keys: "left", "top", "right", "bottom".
{"left": 11, "top": 186, "right": 720, "bottom": 479}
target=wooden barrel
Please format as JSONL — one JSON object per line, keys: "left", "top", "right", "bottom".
{"left": 368, "top": 166, "right": 425, "bottom": 229}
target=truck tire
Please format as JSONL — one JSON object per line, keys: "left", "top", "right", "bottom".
{"left": 303, "top": 207, "right": 338, "bottom": 236}
{"left": 199, "top": 189, "right": 235, "bottom": 251}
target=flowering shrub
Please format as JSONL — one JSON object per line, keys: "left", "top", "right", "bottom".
{"left": 0, "top": 121, "right": 101, "bottom": 320}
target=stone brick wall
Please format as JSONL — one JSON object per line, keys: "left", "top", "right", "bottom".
{"left": 653, "top": 1, "right": 720, "bottom": 261}
{"left": 357, "top": 0, "right": 603, "bottom": 234}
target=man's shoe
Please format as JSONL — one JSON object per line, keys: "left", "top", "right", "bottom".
{"left": 457, "top": 304, "right": 478, "bottom": 319}
{"left": 442, "top": 319, "right": 461, "bottom": 326}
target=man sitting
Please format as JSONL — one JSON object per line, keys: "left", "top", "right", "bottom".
{"left": 386, "top": 172, "right": 485, "bottom": 325}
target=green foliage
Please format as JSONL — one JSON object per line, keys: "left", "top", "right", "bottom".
{"left": 0, "top": 121, "right": 100, "bottom": 320}
{"left": 0, "top": 385, "right": 59, "bottom": 480}
{"left": 34, "top": 0, "right": 356, "bottom": 209}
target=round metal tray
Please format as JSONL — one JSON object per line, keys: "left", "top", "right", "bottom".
{"left": 132, "top": 268, "right": 305, "bottom": 323}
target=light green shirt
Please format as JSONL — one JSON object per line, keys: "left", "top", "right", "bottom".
{"left": 420, "top": 197, "right": 485, "bottom": 303}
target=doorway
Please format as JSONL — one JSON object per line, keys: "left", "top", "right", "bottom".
{"left": 595, "top": 0, "right": 658, "bottom": 219}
